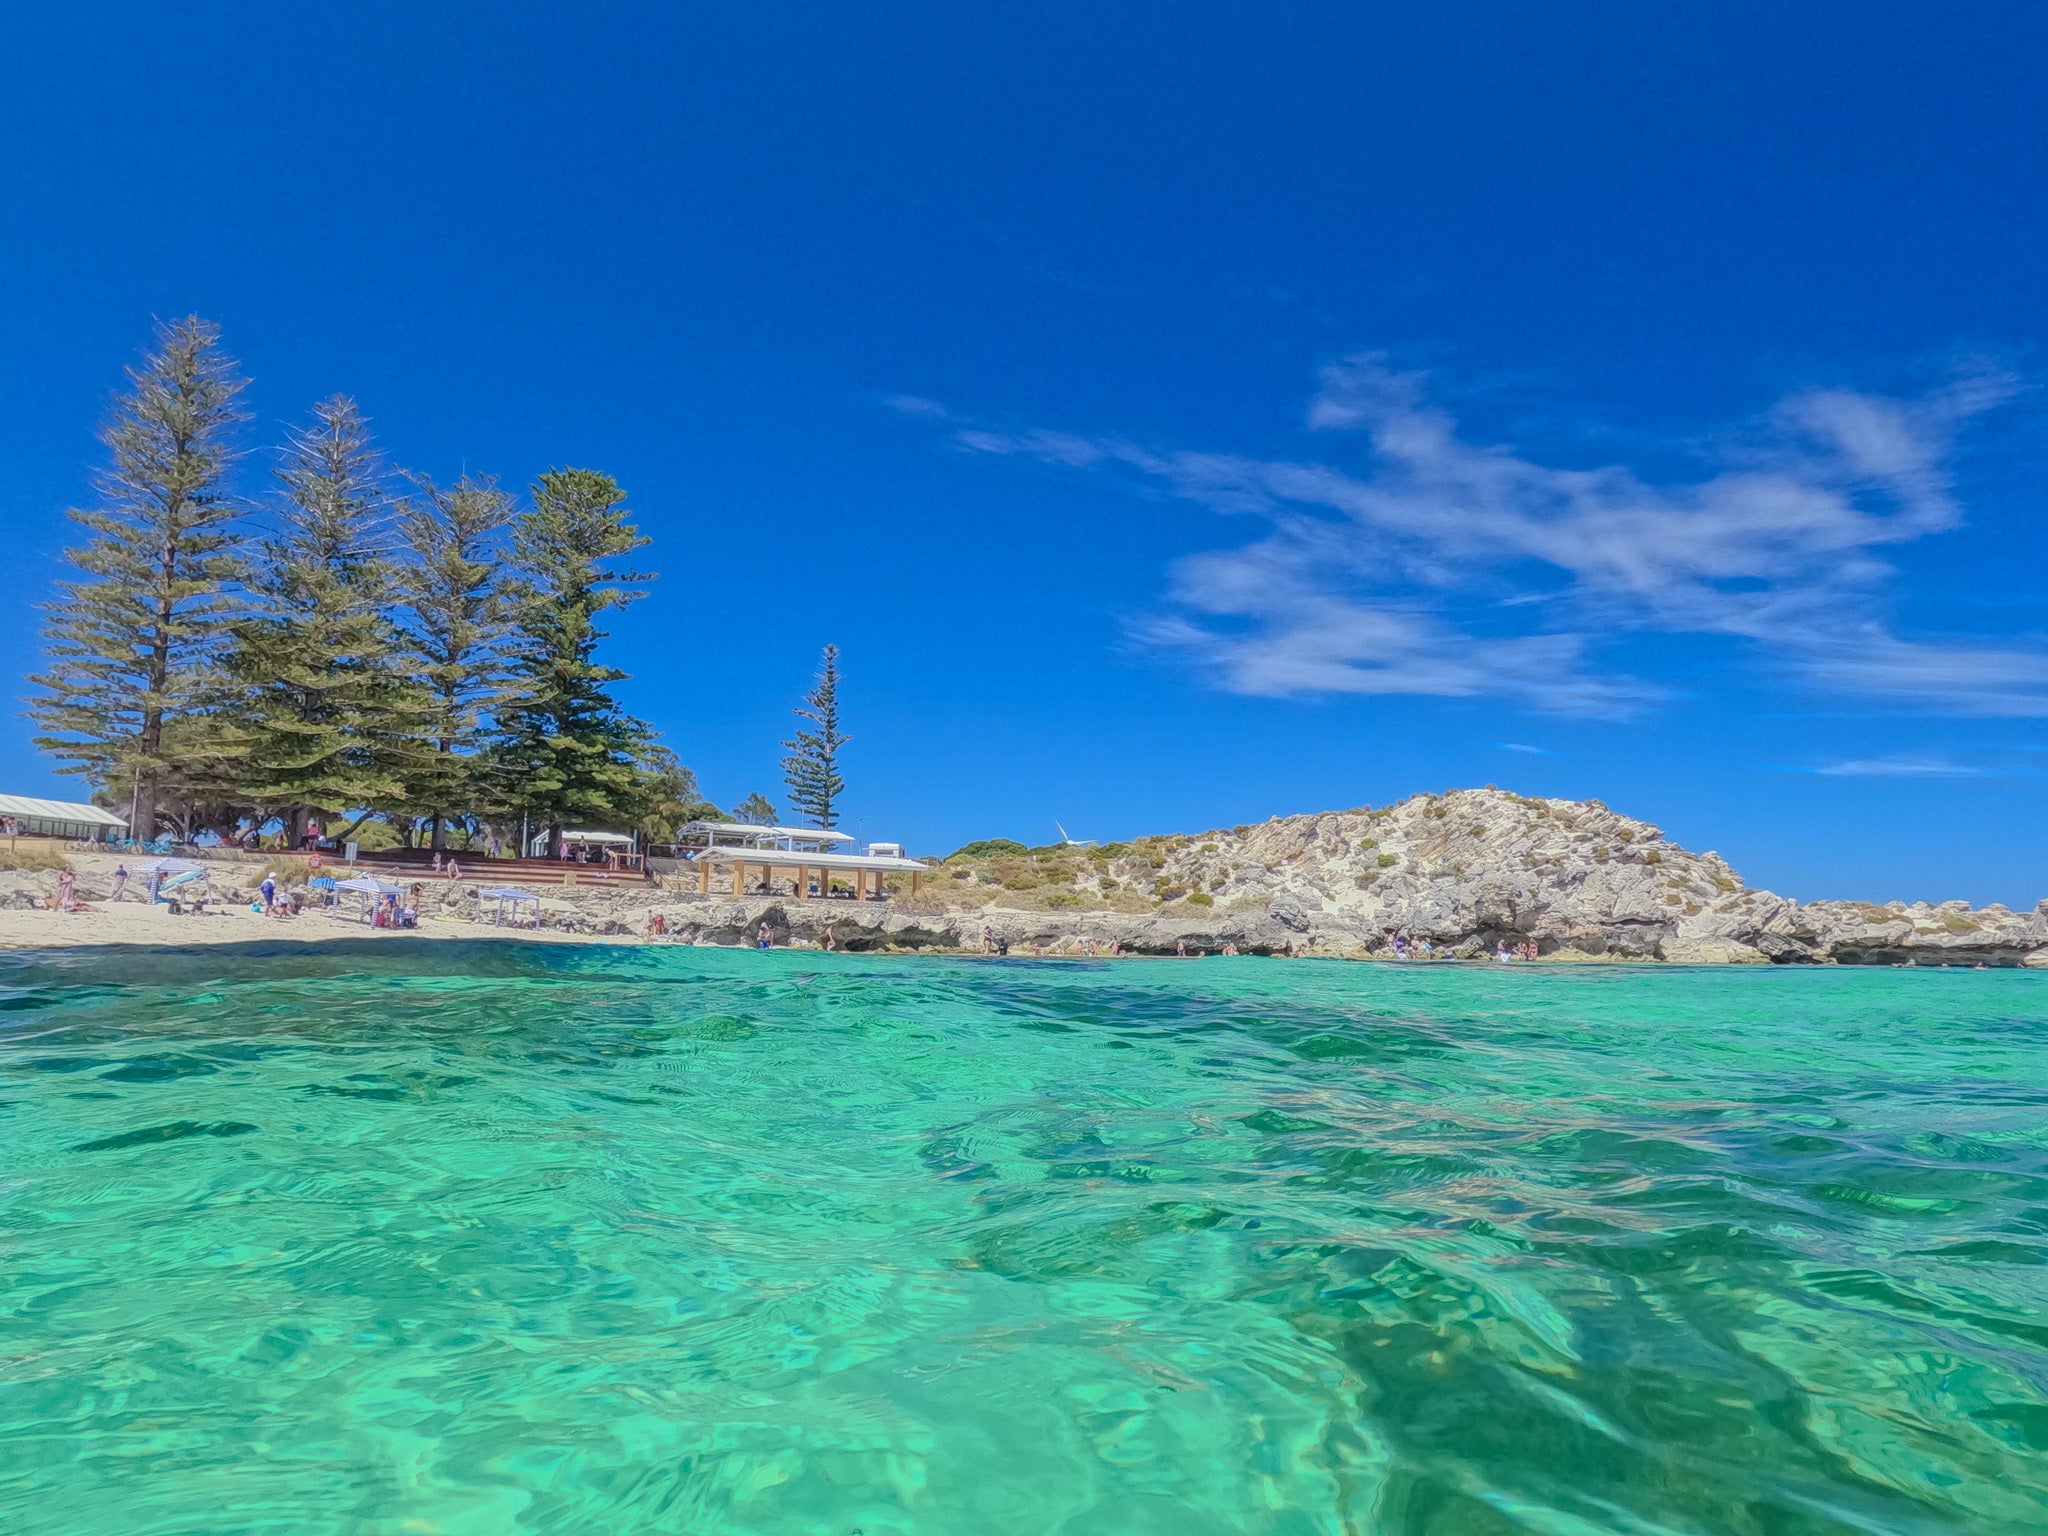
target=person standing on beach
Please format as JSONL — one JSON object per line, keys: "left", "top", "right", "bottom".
{"left": 756, "top": 922, "right": 772, "bottom": 950}
{"left": 259, "top": 873, "right": 276, "bottom": 913}
{"left": 109, "top": 864, "right": 129, "bottom": 903}
{"left": 56, "top": 866, "right": 77, "bottom": 912}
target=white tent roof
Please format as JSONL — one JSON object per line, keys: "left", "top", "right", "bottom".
{"left": 0, "top": 794, "right": 128, "bottom": 828}
{"left": 558, "top": 830, "right": 636, "bottom": 845}
{"left": 336, "top": 876, "right": 408, "bottom": 896}
{"left": 682, "top": 821, "right": 855, "bottom": 846}
{"left": 478, "top": 887, "right": 540, "bottom": 901}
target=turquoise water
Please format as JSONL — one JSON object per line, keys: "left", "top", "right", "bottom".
{"left": 2, "top": 946, "right": 2046, "bottom": 1535}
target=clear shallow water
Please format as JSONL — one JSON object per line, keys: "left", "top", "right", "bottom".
{"left": 2, "top": 946, "right": 2046, "bottom": 1536}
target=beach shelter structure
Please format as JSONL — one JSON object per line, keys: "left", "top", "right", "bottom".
{"left": 478, "top": 887, "right": 542, "bottom": 928}
{"left": 678, "top": 821, "right": 854, "bottom": 854}
{"left": 0, "top": 793, "right": 128, "bottom": 842}
{"left": 690, "top": 841, "right": 929, "bottom": 901}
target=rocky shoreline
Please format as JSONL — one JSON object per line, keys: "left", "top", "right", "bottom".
{"left": 9, "top": 789, "right": 2047, "bottom": 965}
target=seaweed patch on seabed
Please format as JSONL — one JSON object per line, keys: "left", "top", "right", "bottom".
{"left": 72, "top": 1119, "right": 259, "bottom": 1151}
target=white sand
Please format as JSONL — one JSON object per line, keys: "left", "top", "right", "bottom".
{"left": 0, "top": 899, "right": 610, "bottom": 950}
{"left": 0, "top": 847, "right": 613, "bottom": 950}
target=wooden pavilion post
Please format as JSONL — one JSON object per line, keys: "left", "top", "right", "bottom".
{"left": 732, "top": 860, "right": 745, "bottom": 897}
{"left": 797, "top": 863, "right": 808, "bottom": 900}
{"left": 699, "top": 859, "right": 710, "bottom": 894}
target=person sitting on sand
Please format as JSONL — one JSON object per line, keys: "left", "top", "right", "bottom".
{"left": 756, "top": 922, "right": 772, "bottom": 950}
{"left": 1175, "top": 938, "right": 1188, "bottom": 957}
{"left": 446, "top": 858, "right": 461, "bottom": 882}
{"left": 1222, "top": 941, "right": 1239, "bottom": 956}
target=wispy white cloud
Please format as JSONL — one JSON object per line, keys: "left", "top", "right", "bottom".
{"left": 1802, "top": 756, "right": 1992, "bottom": 778}
{"left": 884, "top": 394, "right": 949, "bottom": 419}
{"left": 1497, "top": 742, "right": 1561, "bottom": 756}
{"left": 948, "top": 353, "right": 2033, "bottom": 717}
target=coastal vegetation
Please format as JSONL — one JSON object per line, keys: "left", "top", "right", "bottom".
{"left": 28, "top": 318, "right": 735, "bottom": 850}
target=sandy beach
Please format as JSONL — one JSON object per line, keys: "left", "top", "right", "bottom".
{"left": 0, "top": 898, "right": 609, "bottom": 950}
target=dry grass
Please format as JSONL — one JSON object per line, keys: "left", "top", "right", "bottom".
{"left": 247, "top": 856, "right": 312, "bottom": 887}
{"left": 0, "top": 842, "right": 71, "bottom": 873}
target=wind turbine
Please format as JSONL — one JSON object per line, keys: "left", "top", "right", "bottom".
{"left": 1054, "top": 821, "right": 1096, "bottom": 848}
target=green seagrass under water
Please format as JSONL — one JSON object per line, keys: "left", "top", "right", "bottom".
{"left": 2, "top": 946, "right": 2046, "bottom": 1535}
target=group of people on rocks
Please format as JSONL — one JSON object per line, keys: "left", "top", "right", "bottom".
{"left": 1388, "top": 930, "right": 1541, "bottom": 961}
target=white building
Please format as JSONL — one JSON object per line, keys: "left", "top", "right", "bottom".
{"left": 0, "top": 793, "right": 129, "bottom": 842}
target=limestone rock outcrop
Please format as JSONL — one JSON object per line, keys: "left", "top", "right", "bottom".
{"left": 895, "top": 788, "right": 2048, "bottom": 965}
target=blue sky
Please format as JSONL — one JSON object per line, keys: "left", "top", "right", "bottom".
{"left": 3, "top": 3, "right": 2044, "bottom": 903}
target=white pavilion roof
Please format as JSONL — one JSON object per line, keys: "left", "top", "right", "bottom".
{"left": 0, "top": 793, "right": 128, "bottom": 828}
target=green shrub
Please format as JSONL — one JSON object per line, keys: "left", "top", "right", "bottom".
{"left": 950, "top": 838, "right": 1028, "bottom": 860}
{"left": 1154, "top": 884, "right": 1188, "bottom": 901}
{"left": 1356, "top": 838, "right": 1378, "bottom": 853}
{"left": 1375, "top": 853, "right": 1398, "bottom": 869}
{"left": 1468, "top": 824, "right": 1487, "bottom": 838}
{"left": 1355, "top": 872, "right": 1377, "bottom": 889}
{"left": 1642, "top": 849, "right": 1661, "bottom": 864}
{"left": 1184, "top": 891, "right": 1214, "bottom": 906}
{"left": 1712, "top": 875, "right": 1737, "bottom": 892}
{"left": 347, "top": 818, "right": 405, "bottom": 853}
{"left": 1198, "top": 842, "right": 1219, "bottom": 854}
{"left": 1208, "top": 876, "right": 1227, "bottom": 890}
